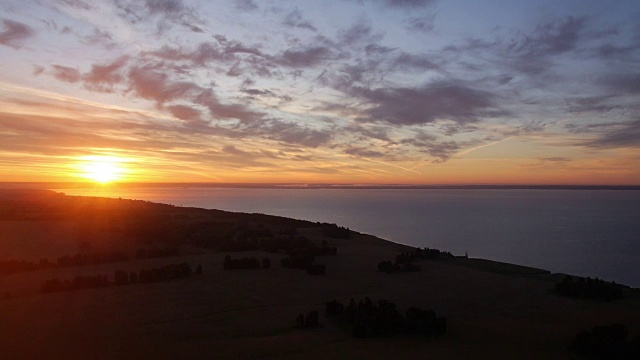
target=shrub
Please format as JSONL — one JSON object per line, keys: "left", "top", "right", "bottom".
{"left": 223, "top": 256, "right": 261, "bottom": 270}
{"left": 114, "top": 270, "right": 129, "bottom": 285}
{"left": 307, "top": 264, "right": 326, "bottom": 276}
{"left": 322, "top": 298, "right": 445, "bottom": 339}
{"left": 555, "top": 276, "right": 624, "bottom": 301}
{"left": 571, "top": 324, "right": 639, "bottom": 359}
{"left": 320, "top": 223, "right": 350, "bottom": 238}
{"left": 296, "top": 310, "right": 320, "bottom": 329}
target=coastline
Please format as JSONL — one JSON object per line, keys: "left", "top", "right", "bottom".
{"left": 2, "top": 188, "right": 636, "bottom": 288}
{"left": 1, "top": 189, "right": 639, "bottom": 359}
{"left": 45, "top": 186, "right": 640, "bottom": 288}
{"left": 1, "top": 181, "right": 640, "bottom": 190}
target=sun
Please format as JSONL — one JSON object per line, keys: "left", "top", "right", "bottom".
{"left": 78, "top": 156, "right": 126, "bottom": 183}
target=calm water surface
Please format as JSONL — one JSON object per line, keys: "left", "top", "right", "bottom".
{"left": 55, "top": 187, "right": 640, "bottom": 287}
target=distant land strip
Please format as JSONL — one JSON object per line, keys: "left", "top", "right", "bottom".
{"left": 1, "top": 182, "right": 639, "bottom": 191}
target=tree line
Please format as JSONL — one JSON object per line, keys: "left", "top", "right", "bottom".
{"left": 40, "top": 262, "right": 195, "bottom": 293}
{"left": 223, "top": 255, "right": 271, "bottom": 270}
{"left": 0, "top": 246, "right": 181, "bottom": 276}
{"left": 322, "top": 298, "right": 447, "bottom": 338}
{"left": 571, "top": 324, "right": 639, "bottom": 359}
{"left": 279, "top": 239, "right": 337, "bottom": 276}
{"left": 377, "top": 260, "right": 420, "bottom": 274}
{"left": 395, "top": 247, "right": 453, "bottom": 263}
{"left": 320, "top": 223, "right": 351, "bottom": 239}
{"left": 554, "top": 275, "right": 625, "bottom": 301}
{"left": 377, "top": 247, "right": 454, "bottom": 274}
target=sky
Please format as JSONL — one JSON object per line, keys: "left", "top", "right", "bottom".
{"left": 0, "top": 0, "right": 639, "bottom": 185}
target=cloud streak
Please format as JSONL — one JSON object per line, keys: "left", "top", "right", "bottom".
{"left": 0, "top": 19, "right": 35, "bottom": 48}
{"left": 352, "top": 81, "right": 497, "bottom": 126}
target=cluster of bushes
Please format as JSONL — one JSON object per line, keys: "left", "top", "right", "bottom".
{"left": 314, "top": 240, "right": 338, "bottom": 256}
{"left": 1, "top": 247, "right": 185, "bottom": 276}
{"left": 138, "top": 263, "right": 192, "bottom": 283}
{"left": 262, "top": 235, "right": 313, "bottom": 254}
{"left": 41, "top": 274, "right": 110, "bottom": 292}
{"left": 57, "top": 247, "right": 181, "bottom": 267}
{"left": 0, "top": 259, "right": 49, "bottom": 276}
{"left": 215, "top": 224, "right": 274, "bottom": 252}
{"left": 377, "top": 247, "right": 454, "bottom": 274}
{"left": 295, "top": 310, "right": 320, "bottom": 329}
{"left": 237, "top": 226, "right": 273, "bottom": 240}
{"left": 320, "top": 223, "right": 351, "bottom": 239}
{"left": 134, "top": 247, "right": 179, "bottom": 259}
{"left": 223, "top": 255, "right": 271, "bottom": 270}
{"left": 188, "top": 221, "right": 237, "bottom": 248}
{"left": 281, "top": 255, "right": 326, "bottom": 276}
{"left": 56, "top": 251, "right": 129, "bottom": 267}
{"left": 280, "top": 250, "right": 327, "bottom": 276}
{"left": 278, "top": 227, "right": 298, "bottom": 236}
{"left": 1, "top": 252, "right": 129, "bottom": 276}
{"left": 280, "top": 240, "right": 336, "bottom": 275}
{"left": 571, "top": 324, "right": 639, "bottom": 359}
{"left": 210, "top": 222, "right": 342, "bottom": 257}
{"left": 217, "top": 232, "right": 310, "bottom": 253}
{"left": 395, "top": 247, "right": 453, "bottom": 264}
{"left": 377, "top": 260, "right": 420, "bottom": 274}
{"left": 306, "top": 264, "right": 326, "bottom": 276}
{"left": 114, "top": 270, "right": 137, "bottom": 285}
{"left": 41, "top": 262, "right": 194, "bottom": 293}
{"left": 262, "top": 236, "right": 337, "bottom": 257}
{"left": 324, "top": 298, "right": 446, "bottom": 338}
{"left": 554, "top": 276, "right": 625, "bottom": 301}
{"left": 280, "top": 252, "right": 315, "bottom": 269}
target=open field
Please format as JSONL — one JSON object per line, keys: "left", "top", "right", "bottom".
{"left": 0, "top": 190, "right": 638, "bottom": 359}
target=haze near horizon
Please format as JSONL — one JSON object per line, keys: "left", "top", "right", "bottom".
{"left": 1, "top": 0, "right": 639, "bottom": 185}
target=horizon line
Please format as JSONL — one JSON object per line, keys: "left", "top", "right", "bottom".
{"left": 1, "top": 182, "right": 640, "bottom": 190}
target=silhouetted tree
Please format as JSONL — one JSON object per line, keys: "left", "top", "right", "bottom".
{"left": 296, "top": 311, "right": 320, "bottom": 329}
{"left": 281, "top": 251, "right": 315, "bottom": 270}
{"left": 326, "top": 300, "right": 345, "bottom": 316}
{"left": 572, "top": 324, "right": 639, "bottom": 359}
{"left": 321, "top": 223, "right": 350, "bottom": 238}
{"left": 224, "top": 256, "right": 262, "bottom": 270}
{"left": 307, "top": 264, "right": 326, "bottom": 275}
{"left": 322, "top": 298, "right": 446, "bottom": 339}
{"left": 555, "top": 275, "right": 624, "bottom": 301}
{"left": 305, "top": 311, "right": 319, "bottom": 328}
{"left": 114, "top": 270, "right": 129, "bottom": 285}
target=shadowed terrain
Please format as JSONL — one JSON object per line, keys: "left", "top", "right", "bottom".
{"left": 0, "top": 189, "right": 638, "bottom": 359}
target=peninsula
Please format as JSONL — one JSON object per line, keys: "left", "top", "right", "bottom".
{"left": 0, "top": 189, "right": 638, "bottom": 359}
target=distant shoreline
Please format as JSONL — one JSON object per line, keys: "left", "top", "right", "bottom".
{"left": 1, "top": 182, "right": 640, "bottom": 191}
{"left": 1, "top": 188, "right": 637, "bottom": 291}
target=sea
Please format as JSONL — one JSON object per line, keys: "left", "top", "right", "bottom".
{"left": 53, "top": 187, "right": 640, "bottom": 288}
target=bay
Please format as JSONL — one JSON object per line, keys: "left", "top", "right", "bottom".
{"left": 54, "top": 187, "right": 640, "bottom": 287}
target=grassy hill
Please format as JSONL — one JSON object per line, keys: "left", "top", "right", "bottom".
{"left": 0, "top": 189, "right": 638, "bottom": 359}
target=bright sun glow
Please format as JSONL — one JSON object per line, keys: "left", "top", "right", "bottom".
{"left": 79, "top": 156, "right": 127, "bottom": 183}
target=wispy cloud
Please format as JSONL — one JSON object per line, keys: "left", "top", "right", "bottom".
{"left": 585, "top": 120, "right": 640, "bottom": 148}
{"left": 282, "top": 8, "right": 317, "bottom": 31}
{"left": 351, "top": 80, "right": 497, "bottom": 126}
{"left": 51, "top": 65, "right": 81, "bottom": 83}
{"left": 0, "top": 19, "right": 35, "bottom": 48}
